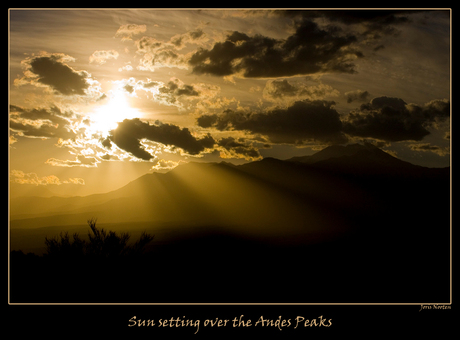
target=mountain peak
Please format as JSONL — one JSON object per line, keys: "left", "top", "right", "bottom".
{"left": 288, "top": 143, "right": 377, "bottom": 164}
{"left": 286, "top": 143, "right": 417, "bottom": 172}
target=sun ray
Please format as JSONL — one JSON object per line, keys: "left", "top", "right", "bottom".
{"left": 88, "top": 89, "right": 140, "bottom": 137}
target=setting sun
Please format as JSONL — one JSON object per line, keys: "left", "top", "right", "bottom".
{"left": 89, "top": 89, "right": 139, "bottom": 136}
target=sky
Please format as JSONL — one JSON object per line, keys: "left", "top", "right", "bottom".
{"left": 9, "top": 9, "right": 451, "bottom": 196}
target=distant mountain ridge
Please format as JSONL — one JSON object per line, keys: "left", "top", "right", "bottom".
{"left": 10, "top": 143, "right": 449, "bottom": 230}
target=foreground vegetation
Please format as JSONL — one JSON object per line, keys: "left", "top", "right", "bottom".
{"left": 10, "top": 213, "right": 450, "bottom": 303}
{"left": 10, "top": 219, "right": 155, "bottom": 303}
{"left": 44, "top": 218, "right": 154, "bottom": 262}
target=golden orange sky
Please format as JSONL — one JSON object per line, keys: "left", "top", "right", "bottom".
{"left": 9, "top": 9, "right": 450, "bottom": 196}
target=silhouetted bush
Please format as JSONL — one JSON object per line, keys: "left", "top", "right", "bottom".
{"left": 44, "top": 218, "right": 154, "bottom": 262}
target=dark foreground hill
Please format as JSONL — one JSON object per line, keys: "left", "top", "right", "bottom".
{"left": 9, "top": 143, "right": 450, "bottom": 303}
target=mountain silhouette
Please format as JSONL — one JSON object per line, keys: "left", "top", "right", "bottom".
{"left": 9, "top": 143, "right": 450, "bottom": 302}
{"left": 11, "top": 159, "right": 348, "bottom": 241}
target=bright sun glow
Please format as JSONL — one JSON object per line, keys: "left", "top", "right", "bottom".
{"left": 89, "top": 90, "right": 139, "bottom": 137}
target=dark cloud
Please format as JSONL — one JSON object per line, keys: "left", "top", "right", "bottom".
{"left": 189, "top": 29, "right": 205, "bottom": 40}
{"left": 351, "top": 11, "right": 411, "bottom": 39}
{"left": 106, "top": 119, "right": 153, "bottom": 160}
{"left": 343, "top": 97, "right": 450, "bottom": 142}
{"left": 264, "top": 79, "right": 298, "bottom": 98}
{"left": 136, "top": 36, "right": 165, "bottom": 52}
{"left": 196, "top": 96, "right": 449, "bottom": 147}
{"left": 160, "top": 79, "right": 199, "bottom": 97}
{"left": 100, "top": 137, "right": 112, "bottom": 149}
{"left": 121, "top": 78, "right": 201, "bottom": 108}
{"left": 276, "top": 9, "right": 410, "bottom": 21}
{"left": 9, "top": 105, "right": 76, "bottom": 139}
{"left": 268, "top": 10, "right": 418, "bottom": 53}
{"left": 107, "top": 118, "right": 215, "bottom": 160}
{"left": 408, "top": 143, "right": 449, "bottom": 156}
{"left": 263, "top": 79, "right": 339, "bottom": 101}
{"left": 197, "top": 100, "right": 347, "bottom": 144}
{"left": 135, "top": 37, "right": 189, "bottom": 71}
{"left": 217, "top": 137, "right": 261, "bottom": 160}
{"left": 196, "top": 114, "right": 218, "bottom": 128}
{"left": 345, "top": 90, "right": 370, "bottom": 103}
{"left": 415, "top": 99, "right": 450, "bottom": 123}
{"left": 22, "top": 54, "right": 90, "bottom": 95}
{"left": 276, "top": 10, "right": 413, "bottom": 38}
{"left": 100, "top": 154, "right": 112, "bottom": 160}
{"left": 142, "top": 81, "right": 162, "bottom": 88}
{"left": 361, "top": 96, "right": 407, "bottom": 111}
{"left": 151, "top": 50, "right": 187, "bottom": 68}
{"left": 189, "top": 19, "right": 363, "bottom": 78}
{"left": 169, "top": 29, "right": 206, "bottom": 49}
{"left": 309, "top": 10, "right": 411, "bottom": 26}
{"left": 153, "top": 78, "right": 200, "bottom": 106}
{"left": 123, "top": 84, "right": 134, "bottom": 93}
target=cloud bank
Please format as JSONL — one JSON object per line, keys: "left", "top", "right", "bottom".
{"left": 197, "top": 100, "right": 347, "bottom": 144}
{"left": 343, "top": 97, "right": 450, "bottom": 142}
{"left": 10, "top": 170, "right": 85, "bottom": 185}
{"left": 197, "top": 96, "right": 450, "bottom": 146}
{"left": 189, "top": 19, "right": 363, "bottom": 78}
